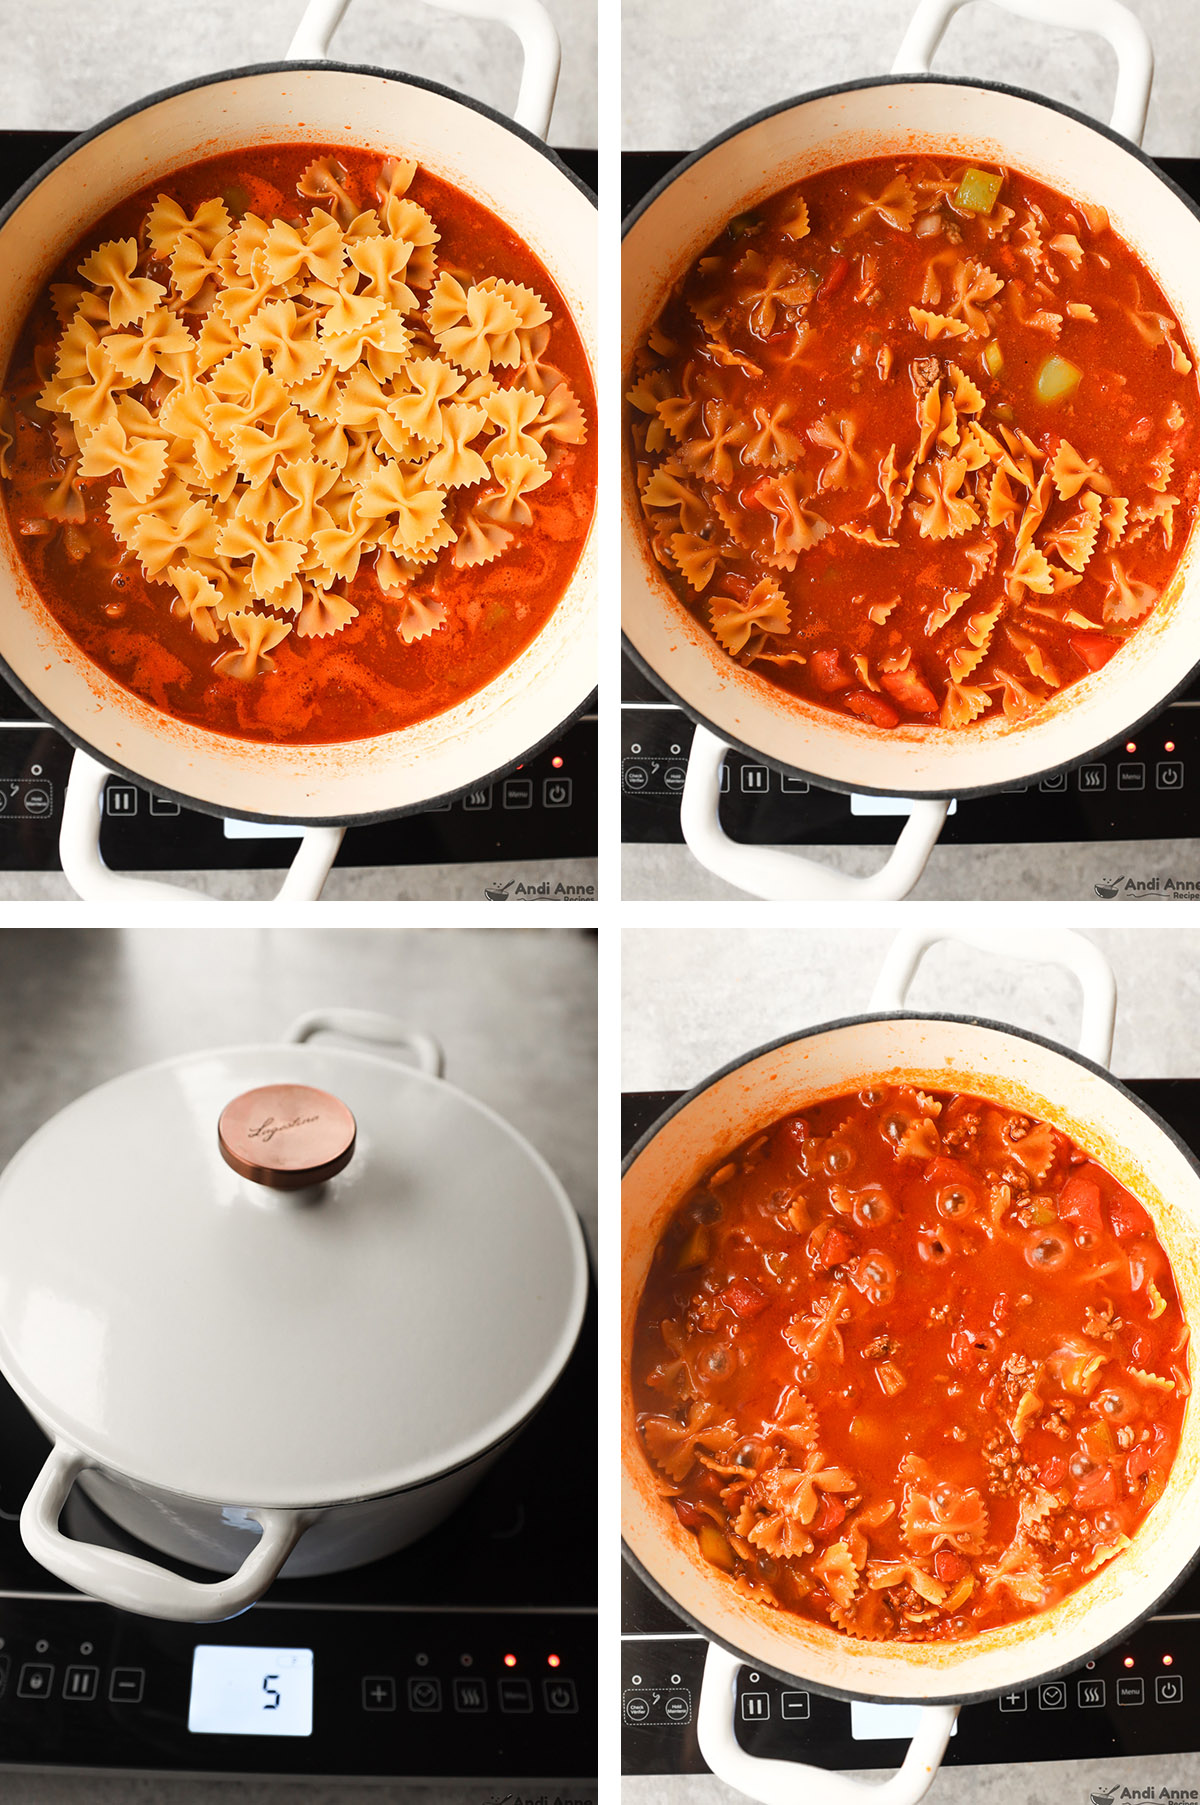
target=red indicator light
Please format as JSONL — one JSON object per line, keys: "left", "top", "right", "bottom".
{"left": 552, "top": 755, "right": 564, "bottom": 769}
{"left": 1126, "top": 741, "right": 1137, "bottom": 753}
{"left": 1124, "top": 1657, "right": 1135, "bottom": 1668}
{"left": 547, "top": 1654, "right": 561, "bottom": 1668}
{"left": 1166, "top": 740, "right": 1176, "bottom": 753}
{"left": 1164, "top": 1654, "right": 1175, "bottom": 1667}
{"left": 504, "top": 1654, "right": 517, "bottom": 1668}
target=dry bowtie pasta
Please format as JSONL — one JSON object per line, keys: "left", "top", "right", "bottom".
{"left": 1, "top": 145, "right": 594, "bottom": 744}
{"left": 627, "top": 156, "right": 1199, "bottom": 732}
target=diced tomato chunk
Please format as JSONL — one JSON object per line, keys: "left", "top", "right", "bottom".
{"left": 811, "top": 648, "right": 854, "bottom": 693}
{"left": 1039, "top": 1456, "right": 1067, "bottom": 1489}
{"left": 741, "top": 474, "right": 775, "bottom": 512}
{"left": 879, "top": 665, "right": 938, "bottom": 715}
{"left": 844, "top": 690, "right": 900, "bottom": 729}
{"left": 674, "top": 1498, "right": 706, "bottom": 1529}
{"left": 1125, "top": 1445, "right": 1154, "bottom": 1484}
{"left": 720, "top": 1278, "right": 770, "bottom": 1320}
{"left": 813, "top": 1495, "right": 847, "bottom": 1536}
{"left": 933, "top": 1550, "right": 970, "bottom": 1583}
{"left": 1108, "top": 1192, "right": 1150, "bottom": 1240}
{"left": 813, "top": 1226, "right": 856, "bottom": 1271}
{"left": 818, "top": 254, "right": 850, "bottom": 301}
{"left": 1070, "top": 632, "right": 1119, "bottom": 672}
{"left": 1072, "top": 1465, "right": 1118, "bottom": 1510}
{"left": 1057, "top": 1172, "right": 1104, "bottom": 1232}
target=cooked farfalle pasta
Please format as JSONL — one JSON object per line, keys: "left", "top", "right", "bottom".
{"left": 632, "top": 1087, "right": 1190, "bottom": 1642}
{"left": 2, "top": 143, "right": 594, "bottom": 744}
{"left": 628, "top": 154, "right": 1199, "bottom": 731}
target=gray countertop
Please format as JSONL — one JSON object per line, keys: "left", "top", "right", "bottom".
{"left": 622, "top": 921, "right": 1200, "bottom": 1802}
{"left": 6, "top": 0, "right": 597, "bottom": 147}
{"left": 0, "top": 923, "right": 596, "bottom": 1805}
{"left": 621, "top": 0, "right": 1200, "bottom": 903}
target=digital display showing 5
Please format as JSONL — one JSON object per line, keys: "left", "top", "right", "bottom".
{"left": 187, "top": 1646, "right": 314, "bottom": 1736}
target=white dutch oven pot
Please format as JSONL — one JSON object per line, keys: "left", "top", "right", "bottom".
{"left": 622, "top": 927, "right": 1200, "bottom": 1803}
{"left": 0, "top": 1008, "right": 587, "bottom": 1622}
{"left": 621, "top": 0, "right": 1200, "bottom": 900}
{"left": 0, "top": 0, "right": 596, "bottom": 901}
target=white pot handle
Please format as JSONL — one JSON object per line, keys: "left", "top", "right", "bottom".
{"left": 681, "top": 725, "right": 949, "bottom": 901}
{"left": 58, "top": 752, "right": 345, "bottom": 904}
{"left": 21, "top": 1443, "right": 305, "bottom": 1624}
{"left": 284, "top": 1006, "right": 446, "bottom": 1077}
{"left": 288, "top": 0, "right": 561, "bottom": 140}
{"left": 892, "top": 0, "right": 1153, "bottom": 146}
{"left": 698, "top": 1642, "right": 959, "bottom": 1805}
{"left": 870, "top": 924, "right": 1117, "bottom": 1067}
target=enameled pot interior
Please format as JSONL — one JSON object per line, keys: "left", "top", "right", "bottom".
{"left": 621, "top": 1016, "right": 1200, "bottom": 1702}
{"left": 622, "top": 78, "right": 1200, "bottom": 798}
{"left": 0, "top": 64, "right": 597, "bottom": 820}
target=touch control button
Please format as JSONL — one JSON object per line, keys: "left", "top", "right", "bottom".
{"left": 740, "top": 764, "right": 769, "bottom": 794}
{"left": 502, "top": 779, "right": 533, "bottom": 809}
{"left": 109, "top": 1668, "right": 145, "bottom": 1704}
{"left": 780, "top": 1691, "right": 810, "bottom": 1719}
{"left": 1078, "top": 1679, "right": 1105, "bottom": 1708}
{"left": 1117, "top": 1677, "right": 1145, "bottom": 1706}
{"left": 544, "top": 1677, "right": 578, "bottom": 1713}
{"left": 999, "top": 1690, "right": 1027, "bottom": 1712}
{"left": 543, "top": 777, "right": 572, "bottom": 807}
{"left": 1038, "top": 1681, "right": 1066, "bottom": 1711}
{"left": 17, "top": 1663, "right": 54, "bottom": 1700}
{"left": 362, "top": 1677, "right": 396, "bottom": 1711}
{"left": 63, "top": 1665, "right": 99, "bottom": 1701}
{"left": 1117, "top": 762, "right": 1146, "bottom": 791}
{"left": 499, "top": 1677, "right": 533, "bottom": 1713}
{"left": 1039, "top": 772, "right": 1068, "bottom": 793}
{"left": 454, "top": 1677, "right": 487, "bottom": 1713}
{"left": 740, "top": 1691, "right": 770, "bottom": 1721}
{"left": 1156, "top": 1675, "right": 1184, "bottom": 1704}
{"left": 407, "top": 1677, "right": 442, "bottom": 1712}
{"left": 1157, "top": 761, "right": 1185, "bottom": 791}
{"left": 1078, "top": 764, "right": 1107, "bottom": 793}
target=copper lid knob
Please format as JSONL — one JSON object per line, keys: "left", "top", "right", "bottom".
{"left": 218, "top": 1084, "right": 357, "bottom": 1191}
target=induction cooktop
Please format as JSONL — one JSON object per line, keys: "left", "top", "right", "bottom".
{"left": 0, "top": 132, "right": 596, "bottom": 885}
{"left": 622, "top": 1084, "right": 1198, "bottom": 1779}
{"left": 0, "top": 1278, "right": 596, "bottom": 1783}
{"left": 621, "top": 151, "right": 1200, "bottom": 866}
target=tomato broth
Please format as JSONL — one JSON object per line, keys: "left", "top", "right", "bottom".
{"left": 632, "top": 1086, "right": 1190, "bottom": 1642}
{"left": 1, "top": 143, "right": 596, "bottom": 745}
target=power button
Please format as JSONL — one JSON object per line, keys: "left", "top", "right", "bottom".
{"left": 544, "top": 1677, "right": 578, "bottom": 1713}
{"left": 543, "top": 777, "right": 572, "bottom": 808}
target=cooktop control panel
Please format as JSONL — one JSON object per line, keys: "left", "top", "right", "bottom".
{"left": 621, "top": 1620, "right": 1195, "bottom": 1774}
{"left": 621, "top": 678, "right": 1199, "bottom": 850}
{"left": 0, "top": 712, "right": 597, "bottom": 874}
{"left": 0, "top": 1598, "right": 592, "bottom": 1778}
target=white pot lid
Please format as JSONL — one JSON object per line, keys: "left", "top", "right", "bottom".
{"left": 0, "top": 1043, "right": 587, "bottom": 1508}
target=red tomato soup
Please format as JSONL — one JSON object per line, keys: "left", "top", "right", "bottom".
{"left": 632, "top": 1086, "right": 1190, "bottom": 1642}
{"left": 627, "top": 156, "right": 1200, "bottom": 732}
{"left": 0, "top": 144, "right": 595, "bottom": 745}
